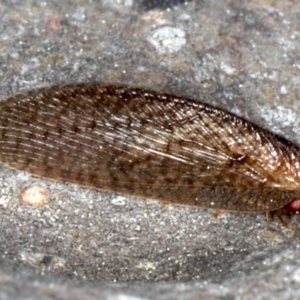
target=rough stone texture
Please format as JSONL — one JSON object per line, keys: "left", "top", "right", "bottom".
{"left": 1, "top": 0, "right": 300, "bottom": 299}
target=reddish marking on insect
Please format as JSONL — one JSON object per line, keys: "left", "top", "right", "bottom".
{"left": 284, "top": 199, "right": 300, "bottom": 214}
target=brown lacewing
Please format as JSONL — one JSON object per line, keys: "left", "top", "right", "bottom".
{"left": 0, "top": 83, "right": 300, "bottom": 217}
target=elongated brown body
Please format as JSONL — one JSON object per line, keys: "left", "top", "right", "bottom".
{"left": 0, "top": 83, "right": 299, "bottom": 212}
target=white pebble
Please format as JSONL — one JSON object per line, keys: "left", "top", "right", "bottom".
{"left": 147, "top": 26, "right": 186, "bottom": 54}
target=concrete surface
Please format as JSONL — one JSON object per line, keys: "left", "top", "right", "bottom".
{"left": 1, "top": 0, "right": 300, "bottom": 299}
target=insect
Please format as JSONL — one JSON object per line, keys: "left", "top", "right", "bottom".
{"left": 0, "top": 83, "right": 299, "bottom": 221}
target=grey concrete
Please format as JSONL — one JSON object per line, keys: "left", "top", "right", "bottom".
{"left": 1, "top": 0, "right": 300, "bottom": 299}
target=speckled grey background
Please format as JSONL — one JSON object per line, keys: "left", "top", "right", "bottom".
{"left": 1, "top": 0, "right": 300, "bottom": 299}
